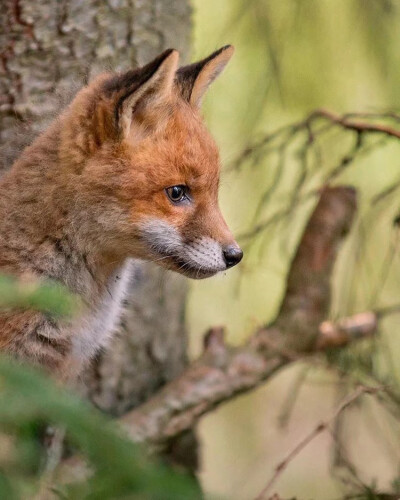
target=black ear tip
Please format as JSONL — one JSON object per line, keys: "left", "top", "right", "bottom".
{"left": 138, "top": 48, "right": 179, "bottom": 81}
{"left": 202, "top": 45, "right": 234, "bottom": 62}
{"left": 217, "top": 44, "right": 235, "bottom": 55}
{"left": 159, "top": 48, "right": 179, "bottom": 62}
{"left": 164, "top": 48, "right": 178, "bottom": 56}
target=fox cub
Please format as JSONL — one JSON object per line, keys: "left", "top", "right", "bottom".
{"left": 0, "top": 46, "right": 242, "bottom": 381}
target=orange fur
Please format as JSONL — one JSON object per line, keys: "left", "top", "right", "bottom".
{"left": 0, "top": 47, "right": 242, "bottom": 381}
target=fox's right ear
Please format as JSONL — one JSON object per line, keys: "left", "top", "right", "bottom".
{"left": 103, "top": 49, "right": 179, "bottom": 141}
{"left": 176, "top": 45, "right": 234, "bottom": 107}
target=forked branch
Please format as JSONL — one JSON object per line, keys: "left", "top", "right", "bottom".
{"left": 120, "top": 187, "right": 361, "bottom": 443}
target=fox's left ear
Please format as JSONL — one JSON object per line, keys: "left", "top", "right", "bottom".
{"left": 176, "top": 45, "right": 234, "bottom": 107}
{"left": 104, "top": 49, "right": 179, "bottom": 141}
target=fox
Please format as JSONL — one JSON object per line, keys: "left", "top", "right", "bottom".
{"left": 0, "top": 46, "right": 243, "bottom": 383}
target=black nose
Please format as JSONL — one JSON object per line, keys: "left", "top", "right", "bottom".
{"left": 223, "top": 245, "right": 243, "bottom": 268}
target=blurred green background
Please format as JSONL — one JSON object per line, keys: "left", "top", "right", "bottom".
{"left": 187, "top": 1, "right": 400, "bottom": 498}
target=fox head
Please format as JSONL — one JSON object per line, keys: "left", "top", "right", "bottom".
{"left": 60, "top": 46, "right": 242, "bottom": 279}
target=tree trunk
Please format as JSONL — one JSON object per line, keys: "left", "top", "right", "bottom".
{"left": 0, "top": 0, "right": 196, "bottom": 471}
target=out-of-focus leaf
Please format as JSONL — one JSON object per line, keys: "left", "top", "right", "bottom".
{"left": 0, "top": 357, "right": 201, "bottom": 499}
{"left": 0, "top": 275, "right": 79, "bottom": 317}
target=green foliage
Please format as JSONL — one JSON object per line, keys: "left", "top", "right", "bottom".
{"left": 0, "top": 356, "right": 201, "bottom": 499}
{"left": 0, "top": 278, "right": 200, "bottom": 499}
{"left": 0, "top": 276, "right": 79, "bottom": 317}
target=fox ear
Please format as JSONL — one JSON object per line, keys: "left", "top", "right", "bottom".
{"left": 176, "top": 45, "right": 234, "bottom": 107}
{"left": 106, "top": 49, "right": 179, "bottom": 140}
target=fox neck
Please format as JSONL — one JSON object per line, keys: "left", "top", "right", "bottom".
{"left": 0, "top": 120, "right": 129, "bottom": 294}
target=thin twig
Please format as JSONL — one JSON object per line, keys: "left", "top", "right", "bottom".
{"left": 254, "top": 386, "right": 383, "bottom": 500}
{"left": 230, "top": 109, "right": 400, "bottom": 172}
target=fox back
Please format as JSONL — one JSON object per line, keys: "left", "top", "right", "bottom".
{"left": 0, "top": 46, "right": 242, "bottom": 379}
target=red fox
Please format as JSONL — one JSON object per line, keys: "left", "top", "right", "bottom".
{"left": 0, "top": 46, "right": 242, "bottom": 382}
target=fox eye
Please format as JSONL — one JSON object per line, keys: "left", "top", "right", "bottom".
{"left": 166, "top": 185, "right": 188, "bottom": 203}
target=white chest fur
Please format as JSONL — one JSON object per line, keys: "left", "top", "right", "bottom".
{"left": 71, "top": 259, "right": 134, "bottom": 362}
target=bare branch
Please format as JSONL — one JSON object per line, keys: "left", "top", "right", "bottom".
{"left": 236, "top": 109, "right": 400, "bottom": 245}
{"left": 316, "top": 109, "right": 400, "bottom": 139}
{"left": 254, "top": 386, "right": 383, "bottom": 500}
{"left": 230, "top": 109, "right": 400, "bottom": 173}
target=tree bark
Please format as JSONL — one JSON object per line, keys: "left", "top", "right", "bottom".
{"left": 0, "top": 0, "right": 196, "bottom": 471}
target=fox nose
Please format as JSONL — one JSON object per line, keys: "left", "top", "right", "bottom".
{"left": 223, "top": 244, "right": 243, "bottom": 268}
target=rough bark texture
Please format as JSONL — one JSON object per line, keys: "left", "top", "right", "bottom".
{"left": 1, "top": 0, "right": 192, "bottom": 170}
{"left": 0, "top": 0, "right": 195, "bottom": 469}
